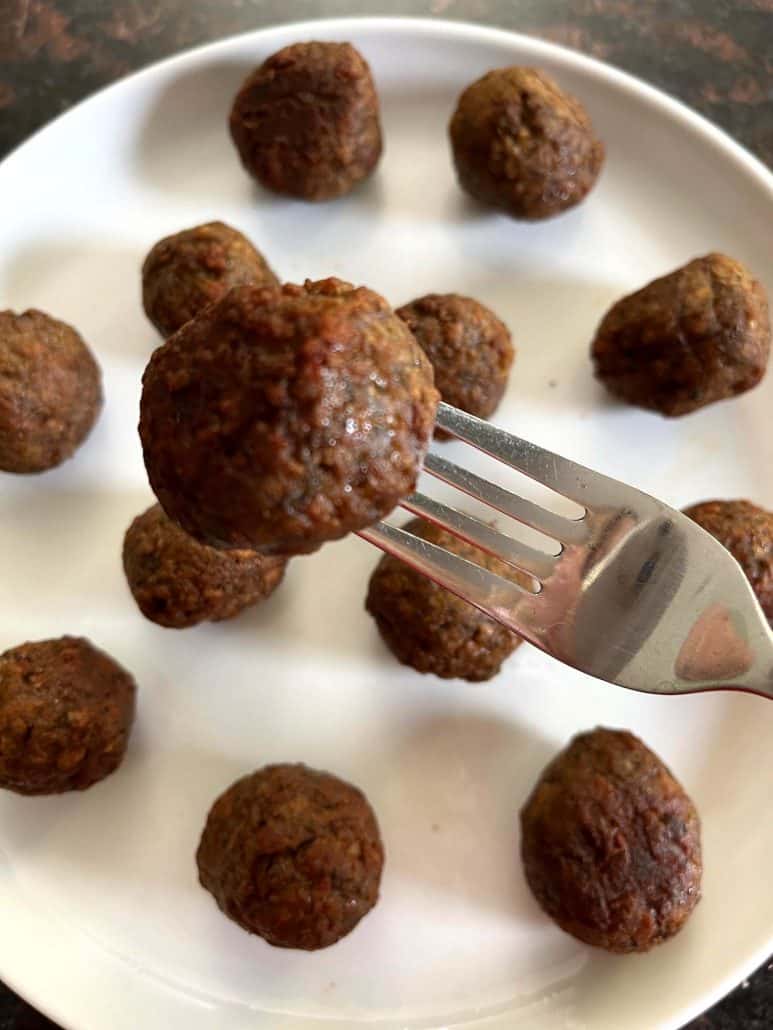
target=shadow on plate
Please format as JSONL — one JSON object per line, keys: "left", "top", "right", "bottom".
{"left": 1, "top": 236, "right": 156, "bottom": 358}
{"left": 378, "top": 709, "right": 554, "bottom": 920}
{"left": 131, "top": 59, "right": 255, "bottom": 201}
{"left": 216, "top": 536, "right": 377, "bottom": 662}
{"left": 132, "top": 56, "right": 386, "bottom": 214}
{"left": 0, "top": 739, "right": 248, "bottom": 887}
{"left": 455, "top": 269, "right": 622, "bottom": 413}
{"left": 0, "top": 486, "right": 151, "bottom": 628}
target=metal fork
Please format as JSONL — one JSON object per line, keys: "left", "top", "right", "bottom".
{"left": 358, "top": 402, "right": 773, "bottom": 699}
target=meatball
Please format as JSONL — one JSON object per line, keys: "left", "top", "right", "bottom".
{"left": 449, "top": 67, "right": 604, "bottom": 220}
{"left": 365, "top": 517, "right": 525, "bottom": 681}
{"left": 123, "top": 504, "right": 287, "bottom": 629}
{"left": 140, "top": 277, "right": 439, "bottom": 555}
{"left": 592, "top": 253, "right": 770, "bottom": 416}
{"left": 196, "top": 763, "right": 384, "bottom": 949}
{"left": 396, "top": 293, "right": 514, "bottom": 439}
{"left": 520, "top": 728, "right": 702, "bottom": 953}
{"left": 142, "top": 221, "right": 279, "bottom": 339}
{"left": 229, "top": 41, "right": 382, "bottom": 201}
{"left": 0, "top": 309, "right": 102, "bottom": 474}
{"left": 0, "top": 637, "right": 136, "bottom": 795}
{"left": 683, "top": 499, "right": 773, "bottom": 619}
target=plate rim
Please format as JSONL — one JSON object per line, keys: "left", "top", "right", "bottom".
{"left": 0, "top": 15, "right": 771, "bottom": 1030}
{"left": 2, "top": 14, "right": 772, "bottom": 202}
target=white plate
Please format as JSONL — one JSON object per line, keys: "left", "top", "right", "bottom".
{"left": 0, "top": 16, "right": 771, "bottom": 1030}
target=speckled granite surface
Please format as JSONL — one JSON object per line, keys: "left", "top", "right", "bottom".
{"left": 0, "top": 2, "right": 771, "bottom": 1028}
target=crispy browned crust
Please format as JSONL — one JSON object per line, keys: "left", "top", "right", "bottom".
{"left": 123, "top": 504, "right": 287, "bottom": 628}
{"left": 520, "top": 727, "right": 702, "bottom": 953}
{"left": 592, "top": 253, "right": 770, "bottom": 416}
{"left": 0, "top": 637, "right": 136, "bottom": 795}
{"left": 397, "top": 293, "right": 514, "bottom": 440}
{"left": 683, "top": 499, "right": 773, "bottom": 618}
{"left": 366, "top": 516, "right": 525, "bottom": 681}
{"left": 449, "top": 67, "right": 604, "bottom": 219}
{"left": 197, "top": 763, "right": 384, "bottom": 949}
{"left": 0, "top": 309, "right": 102, "bottom": 474}
{"left": 230, "top": 42, "right": 382, "bottom": 201}
{"left": 142, "top": 221, "right": 279, "bottom": 338}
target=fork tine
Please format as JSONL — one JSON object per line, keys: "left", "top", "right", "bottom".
{"left": 423, "top": 451, "right": 588, "bottom": 545}
{"left": 357, "top": 521, "right": 530, "bottom": 619}
{"left": 435, "top": 402, "right": 640, "bottom": 510}
{"left": 400, "top": 491, "right": 556, "bottom": 581}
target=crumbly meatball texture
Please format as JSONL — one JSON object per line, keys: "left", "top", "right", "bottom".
{"left": 123, "top": 504, "right": 287, "bottom": 629}
{"left": 520, "top": 728, "right": 702, "bottom": 954}
{"left": 592, "top": 253, "right": 770, "bottom": 416}
{"left": 140, "top": 277, "right": 439, "bottom": 555}
{"left": 365, "top": 517, "right": 524, "bottom": 681}
{"left": 683, "top": 499, "right": 773, "bottom": 619}
{"left": 397, "top": 293, "right": 514, "bottom": 439}
{"left": 142, "top": 221, "right": 279, "bottom": 338}
{"left": 196, "top": 763, "right": 384, "bottom": 950}
{"left": 449, "top": 67, "right": 604, "bottom": 220}
{"left": 0, "top": 309, "right": 103, "bottom": 474}
{"left": 229, "top": 41, "right": 382, "bottom": 201}
{"left": 0, "top": 637, "right": 136, "bottom": 795}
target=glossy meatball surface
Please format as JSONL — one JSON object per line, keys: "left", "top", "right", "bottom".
{"left": 230, "top": 41, "right": 382, "bottom": 201}
{"left": 0, "top": 637, "right": 136, "bottom": 795}
{"left": 592, "top": 253, "right": 770, "bottom": 416}
{"left": 366, "top": 516, "right": 524, "bottom": 681}
{"left": 449, "top": 67, "right": 604, "bottom": 219}
{"left": 0, "top": 309, "right": 102, "bottom": 474}
{"left": 197, "top": 763, "right": 384, "bottom": 949}
{"left": 140, "top": 277, "right": 438, "bottom": 555}
{"left": 142, "top": 221, "right": 279, "bottom": 338}
{"left": 520, "top": 728, "right": 702, "bottom": 953}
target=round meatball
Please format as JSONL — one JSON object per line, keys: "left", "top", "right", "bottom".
{"left": 520, "top": 728, "right": 702, "bottom": 953}
{"left": 397, "top": 293, "right": 514, "bottom": 439}
{"left": 229, "top": 41, "right": 382, "bottom": 201}
{"left": 142, "top": 221, "right": 279, "bottom": 338}
{"left": 0, "top": 637, "right": 136, "bottom": 795}
{"left": 123, "top": 504, "right": 287, "bottom": 629}
{"left": 592, "top": 253, "right": 770, "bottom": 416}
{"left": 140, "top": 278, "right": 439, "bottom": 555}
{"left": 449, "top": 67, "right": 604, "bottom": 220}
{"left": 365, "top": 517, "right": 525, "bottom": 681}
{"left": 683, "top": 499, "right": 773, "bottom": 619}
{"left": 196, "top": 763, "right": 384, "bottom": 949}
{"left": 0, "top": 309, "right": 102, "bottom": 474}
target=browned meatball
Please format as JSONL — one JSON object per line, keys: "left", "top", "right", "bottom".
{"left": 0, "top": 637, "right": 136, "bottom": 795}
{"left": 365, "top": 517, "right": 525, "bottom": 681}
{"left": 196, "top": 763, "right": 384, "bottom": 949}
{"left": 449, "top": 67, "right": 604, "bottom": 220}
{"left": 0, "top": 309, "right": 102, "bottom": 474}
{"left": 592, "top": 254, "right": 770, "bottom": 416}
{"left": 683, "top": 499, "right": 773, "bottom": 619}
{"left": 140, "top": 278, "right": 438, "bottom": 556}
{"left": 229, "top": 42, "right": 382, "bottom": 201}
{"left": 123, "top": 504, "right": 287, "bottom": 629}
{"left": 520, "top": 728, "right": 702, "bottom": 953}
{"left": 397, "top": 293, "right": 514, "bottom": 439}
{"left": 142, "top": 221, "right": 279, "bottom": 338}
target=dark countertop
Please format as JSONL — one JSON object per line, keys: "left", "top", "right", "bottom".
{"left": 0, "top": 2, "right": 771, "bottom": 1028}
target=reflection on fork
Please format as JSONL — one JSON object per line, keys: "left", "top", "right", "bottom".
{"left": 359, "top": 403, "right": 773, "bottom": 700}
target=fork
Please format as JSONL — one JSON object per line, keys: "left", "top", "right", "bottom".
{"left": 358, "top": 402, "right": 773, "bottom": 699}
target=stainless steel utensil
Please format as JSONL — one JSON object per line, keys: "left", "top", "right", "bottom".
{"left": 359, "top": 402, "right": 773, "bottom": 698}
